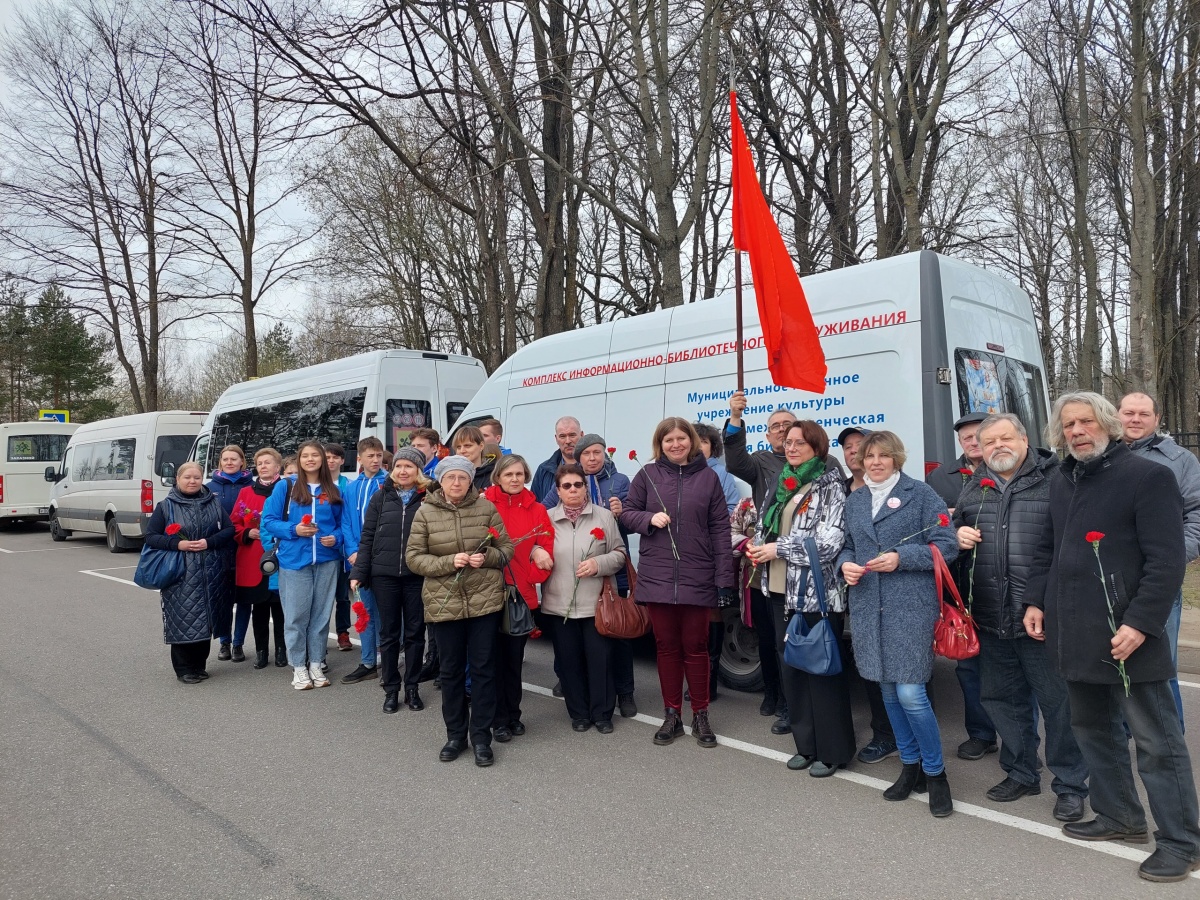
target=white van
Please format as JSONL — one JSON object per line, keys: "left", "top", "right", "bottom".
{"left": 47, "top": 411, "right": 208, "bottom": 551}
{"left": 0, "top": 421, "right": 79, "bottom": 523}
{"left": 452, "top": 250, "right": 1051, "bottom": 688}
{"left": 191, "top": 349, "right": 487, "bottom": 475}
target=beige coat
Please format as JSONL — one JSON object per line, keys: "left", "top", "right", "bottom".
{"left": 540, "top": 503, "right": 626, "bottom": 619}
{"left": 405, "top": 487, "right": 514, "bottom": 623}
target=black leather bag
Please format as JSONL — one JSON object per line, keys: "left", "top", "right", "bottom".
{"left": 500, "top": 566, "right": 535, "bottom": 637}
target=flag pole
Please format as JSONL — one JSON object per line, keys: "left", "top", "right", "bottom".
{"left": 730, "top": 63, "right": 745, "bottom": 393}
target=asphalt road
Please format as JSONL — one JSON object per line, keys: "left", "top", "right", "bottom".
{"left": 3, "top": 523, "right": 1199, "bottom": 899}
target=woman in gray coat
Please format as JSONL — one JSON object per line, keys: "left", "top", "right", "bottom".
{"left": 837, "top": 432, "right": 958, "bottom": 816}
{"left": 144, "top": 462, "right": 235, "bottom": 684}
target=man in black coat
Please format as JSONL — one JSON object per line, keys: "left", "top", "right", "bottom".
{"left": 1024, "top": 391, "right": 1199, "bottom": 882}
{"left": 954, "top": 413, "right": 1087, "bottom": 823}
{"left": 928, "top": 411, "right": 998, "bottom": 761}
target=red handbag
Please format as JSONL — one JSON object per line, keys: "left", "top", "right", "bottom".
{"left": 931, "top": 544, "right": 980, "bottom": 660}
{"left": 595, "top": 559, "right": 651, "bottom": 640}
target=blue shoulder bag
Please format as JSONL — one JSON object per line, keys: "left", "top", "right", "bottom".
{"left": 134, "top": 500, "right": 187, "bottom": 590}
{"left": 782, "top": 536, "right": 843, "bottom": 676}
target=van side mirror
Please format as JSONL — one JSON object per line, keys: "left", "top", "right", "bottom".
{"left": 160, "top": 461, "right": 176, "bottom": 486}
{"left": 44, "top": 466, "right": 58, "bottom": 483}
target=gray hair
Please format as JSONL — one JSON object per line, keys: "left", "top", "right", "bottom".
{"left": 554, "top": 416, "right": 581, "bottom": 434}
{"left": 978, "top": 413, "right": 1027, "bottom": 440}
{"left": 1045, "top": 391, "right": 1123, "bottom": 450}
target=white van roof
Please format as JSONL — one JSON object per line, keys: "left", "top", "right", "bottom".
{"left": 68, "top": 411, "right": 208, "bottom": 437}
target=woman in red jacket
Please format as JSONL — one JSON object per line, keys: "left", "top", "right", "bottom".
{"left": 483, "top": 454, "right": 555, "bottom": 741}
{"left": 230, "top": 448, "right": 287, "bottom": 669}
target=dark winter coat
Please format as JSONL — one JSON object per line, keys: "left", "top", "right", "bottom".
{"left": 619, "top": 454, "right": 734, "bottom": 607}
{"left": 350, "top": 479, "right": 427, "bottom": 586}
{"left": 473, "top": 455, "right": 497, "bottom": 491}
{"left": 926, "top": 454, "right": 973, "bottom": 510}
{"left": 144, "top": 486, "right": 235, "bottom": 644}
{"left": 532, "top": 450, "right": 566, "bottom": 504}
{"left": 836, "top": 473, "right": 958, "bottom": 684}
{"left": 722, "top": 422, "right": 788, "bottom": 511}
{"left": 952, "top": 448, "right": 1059, "bottom": 639}
{"left": 1128, "top": 434, "right": 1200, "bottom": 562}
{"left": 1025, "top": 441, "right": 1185, "bottom": 684}
{"left": 206, "top": 470, "right": 254, "bottom": 516}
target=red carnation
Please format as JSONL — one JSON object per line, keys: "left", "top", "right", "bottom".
{"left": 1085, "top": 531, "right": 1105, "bottom": 543}
{"left": 487, "top": 526, "right": 500, "bottom": 540}
{"left": 938, "top": 513, "right": 950, "bottom": 527}
{"left": 351, "top": 600, "right": 366, "bottom": 616}
{"left": 958, "top": 468, "right": 973, "bottom": 476}
{"left": 980, "top": 478, "right": 997, "bottom": 489}
{"left": 529, "top": 628, "right": 543, "bottom": 640}
{"left": 607, "top": 447, "right": 617, "bottom": 456}
{"left": 628, "top": 450, "right": 638, "bottom": 461}
{"left": 783, "top": 476, "right": 798, "bottom": 491}
{"left": 300, "top": 514, "right": 314, "bottom": 526}
{"left": 165, "top": 523, "right": 182, "bottom": 535}
{"left": 590, "top": 527, "right": 606, "bottom": 541}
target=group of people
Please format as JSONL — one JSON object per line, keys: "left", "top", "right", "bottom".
{"left": 143, "top": 389, "right": 1200, "bottom": 882}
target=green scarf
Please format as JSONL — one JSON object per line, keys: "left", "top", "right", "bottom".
{"left": 762, "top": 457, "right": 826, "bottom": 539}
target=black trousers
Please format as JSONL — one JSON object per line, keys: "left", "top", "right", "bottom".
{"left": 251, "top": 593, "right": 285, "bottom": 652}
{"left": 750, "top": 588, "right": 781, "bottom": 700}
{"left": 545, "top": 613, "right": 615, "bottom": 724}
{"left": 494, "top": 632, "right": 529, "bottom": 727}
{"left": 170, "top": 641, "right": 210, "bottom": 677}
{"left": 772, "top": 595, "right": 857, "bottom": 765}
{"left": 334, "top": 568, "right": 351, "bottom": 633}
{"left": 374, "top": 574, "right": 426, "bottom": 693}
{"left": 841, "top": 630, "right": 895, "bottom": 742}
{"left": 430, "top": 613, "right": 500, "bottom": 746}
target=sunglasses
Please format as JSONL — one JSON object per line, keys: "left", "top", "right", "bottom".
{"left": 559, "top": 481, "right": 586, "bottom": 489}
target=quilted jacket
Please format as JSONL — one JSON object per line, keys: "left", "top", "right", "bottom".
{"left": 144, "top": 486, "right": 235, "bottom": 644}
{"left": 405, "top": 486, "right": 514, "bottom": 623}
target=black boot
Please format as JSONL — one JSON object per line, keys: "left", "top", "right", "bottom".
{"left": 653, "top": 708, "right": 684, "bottom": 745}
{"left": 405, "top": 687, "right": 424, "bottom": 711}
{"left": 383, "top": 691, "right": 400, "bottom": 714}
{"left": 707, "top": 621, "right": 722, "bottom": 701}
{"left": 253, "top": 649, "right": 269, "bottom": 669}
{"left": 883, "top": 762, "right": 927, "bottom": 801}
{"left": 759, "top": 689, "right": 779, "bottom": 717}
{"left": 692, "top": 710, "right": 717, "bottom": 748}
{"left": 274, "top": 646, "right": 287, "bottom": 667}
{"left": 927, "top": 770, "right": 953, "bottom": 817}
{"left": 416, "top": 645, "right": 439, "bottom": 683}
{"left": 231, "top": 644, "right": 246, "bottom": 662}
{"left": 217, "top": 643, "right": 232, "bottom": 661}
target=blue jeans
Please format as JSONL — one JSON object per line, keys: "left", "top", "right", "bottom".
{"left": 1068, "top": 679, "right": 1200, "bottom": 861}
{"left": 955, "top": 655, "right": 996, "bottom": 742}
{"left": 278, "top": 561, "right": 339, "bottom": 669}
{"left": 1166, "top": 589, "right": 1185, "bottom": 732}
{"left": 355, "top": 586, "right": 379, "bottom": 666}
{"left": 880, "top": 681, "right": 945, "bottom": 775}
{"left": 979, "top": 633, "right": 1088, "bottom": 796}
{"left": 232, "top": 602, "right": 252, "bottom": 646}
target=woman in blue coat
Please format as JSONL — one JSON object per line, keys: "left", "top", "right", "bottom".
{"left": 837, "top": 431, "right": 958, "bottom": 817}
{"left": 262, "top": 440, "right": 343, "bottom": 691}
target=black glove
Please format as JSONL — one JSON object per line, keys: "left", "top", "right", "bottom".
{"left": 717, "top": 587, "right": 737, "bottom": 608}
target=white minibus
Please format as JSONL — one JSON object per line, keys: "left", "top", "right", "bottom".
{"left": 451, "top": 250, "right": 1051, "bottom": 689}
{"left": 46, "top": 411, "right": 208, "bottom": 551}
{"left": 190, "top": 349, "right": 487, "bottom": 476}
{"left": 0, "top": 421, "right": 78, "bottom": 523}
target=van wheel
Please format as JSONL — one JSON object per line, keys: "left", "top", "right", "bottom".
{"left": 105, "top": 517, "right": 130, "bottom": 553}
{"left": 49, "top": 512, "right": 69, "bottom": 542}
{"left": 717, "top": 606, "right": 765, "bottom": 692}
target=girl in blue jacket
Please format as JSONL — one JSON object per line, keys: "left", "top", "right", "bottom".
{"left": 263, "top": 440, "right": 344, "bottom": 690}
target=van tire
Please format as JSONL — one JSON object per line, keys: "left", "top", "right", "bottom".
{"left": 717, "top": 606, "right": 765, "bottom": 692}
{"left": 105, "top": 516, "right": 131, "bottom": 553}
{"left": 49, "top": 512, "right": 69, "bottom": 542}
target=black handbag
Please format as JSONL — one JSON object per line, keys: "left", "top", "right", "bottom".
{"left": 782, "top": 537, "right": 843, "bottom": 676}
{"left": 259, "top": 487, "right": 291, "bottom": 576}
{"left": 500, "top": 565, "right": 536, "bottom": 637}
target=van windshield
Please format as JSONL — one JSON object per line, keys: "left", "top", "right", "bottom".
{"left": 954, "top": 349, "right": 1049, "bottom": 447}
{"left": 7, "top": 433, "right": 71, "bottom": 463}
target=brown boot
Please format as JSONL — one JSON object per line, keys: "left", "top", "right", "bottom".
{"left": 692, "top": 710, "right": 717, "bottom": 748}
{"left": 653, "top": 708, "right": 684, "bottom": 745}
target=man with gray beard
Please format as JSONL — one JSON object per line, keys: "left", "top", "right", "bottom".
{"left": 1024, "top": 391, "right": 1198, "bottom": 882}
{"left": 953, "top": 413, "right": 1088, "bottom": 823}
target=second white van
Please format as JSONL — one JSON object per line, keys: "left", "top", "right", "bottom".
{"left": 0, "top": 420, "right": 79, "bottom": 523}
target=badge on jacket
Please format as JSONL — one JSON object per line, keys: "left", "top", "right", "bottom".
{"left": 887, "top": 497, "right": 901, "bottom": 509}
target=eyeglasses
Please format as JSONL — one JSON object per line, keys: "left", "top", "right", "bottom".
{"left": 783, "top": 440, "right": 810, "bottom": 450}
{"left": 559, "top": 481, "right": 586, "bottom": 489}
{"left": 768, "top": 422, "right": 793, "bottom": 433}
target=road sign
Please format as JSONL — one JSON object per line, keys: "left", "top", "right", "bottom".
{"left": 38, "top": 409, "right": 69, "bottom": 422}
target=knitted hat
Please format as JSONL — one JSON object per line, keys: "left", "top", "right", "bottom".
{"left": 574, "top": 433, "right": 606, "bottom": 457}
{"left": 394, "top": 447, "right": 426, "bottom": 471}
{"left": 434, "top": 454, "right": 476, "bottom": 483}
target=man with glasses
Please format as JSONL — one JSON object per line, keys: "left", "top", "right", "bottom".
{"left": 532, "top": 416, "right": 583, "bottom": 504}
{"left": 723, "top": 392, "right": 795, "bottom": 731}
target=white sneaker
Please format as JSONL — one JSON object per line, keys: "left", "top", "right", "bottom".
{"left": 309, "top": 662, "right": 330, "bottom": 687}
{"left": 292, "top": 666, "right": 313, "bottom": 690}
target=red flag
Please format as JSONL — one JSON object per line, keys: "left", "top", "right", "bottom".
{"left": 731, "top": 91, "right": 827, "bottom": 394}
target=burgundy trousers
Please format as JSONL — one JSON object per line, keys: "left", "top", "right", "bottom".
{"left": 648, "top": 604, "right": 711, "bottom": 713}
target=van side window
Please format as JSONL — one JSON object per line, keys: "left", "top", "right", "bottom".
{"left": 954, "top": 349, "right": 1049, "bottom": 447}
{"left": 73, "top": 439, "right": 136, "bottom": 481}
{"left": 62, "top": 446, "right": 74, "bottom": 480}
{"left": 386, "top": 399, "right": 433, "bottom": 452}
{"left": 7, "top": 433, "right": 71, "bottom": 462}
{"left": 447, "top": 402, "right": 468, "bottom": 430}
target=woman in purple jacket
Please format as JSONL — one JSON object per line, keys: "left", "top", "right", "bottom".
{"left": 620, "top": 417, "right": 734, "bottom": 748}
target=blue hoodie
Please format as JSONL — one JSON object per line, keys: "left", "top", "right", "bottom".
{"left": 207, "top": 470, "right": 254, "bottom": 516}
{"left": 341, "top": 469, "right": 388, "bottom": 567}
{"left": 262, "top": 477, "right": 343, "bottom": 570}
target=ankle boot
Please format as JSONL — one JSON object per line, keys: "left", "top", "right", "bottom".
{"left": 692, "top": 710, "right": 717, "bottom": 748}
{"left": 653, "top": 708, "right": 684, "bottom": 745}
{"left": 253, "top": 649, "right": 269, "bottom": 669}
{"left": 405, "top": 686, "right": 424, "bottom": 711}
{"left": 231, "top": 644, "right": 246, "bottom": 662}
{"left": 884, "top": 762, "right": 927, "bottom": 801}
{"left": 927, "top": 770, "right": 953, "bottom": 817}
{"left": 274, "top": 646, "right": 288, "bottom": 667}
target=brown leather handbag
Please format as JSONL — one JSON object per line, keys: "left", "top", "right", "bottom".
{"left": 595, "top": 559, "right": 651, "bottom": 640}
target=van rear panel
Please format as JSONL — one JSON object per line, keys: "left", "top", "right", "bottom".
{"left": 1, "top": 424, "right": 77, "bottom": 519}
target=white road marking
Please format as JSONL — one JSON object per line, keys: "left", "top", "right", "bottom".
{"left": 79, "top": 570, "right": 139, "bottom": 586}
{"left": 0, "top": 545, "right": 87, "bottom": 553}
